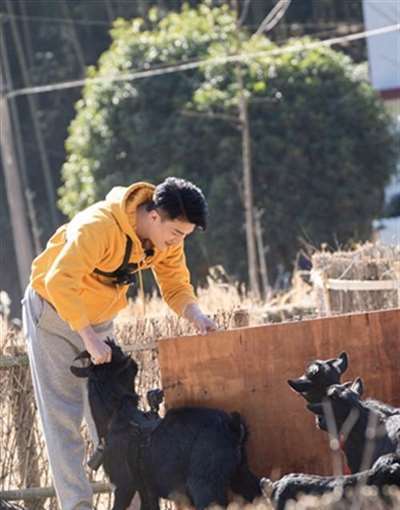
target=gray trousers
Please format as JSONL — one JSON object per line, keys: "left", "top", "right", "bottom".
{"left": 21, "top": 285, "right": 114, "bottom": 510}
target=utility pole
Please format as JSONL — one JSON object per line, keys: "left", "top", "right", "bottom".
{"left": 234, "top": 0, "right": 260, "bottom": 299}
{"left": 238, "top": 0, "right": 291, "bottom": 299}
{"left": 0, "top": 20, "right": 42, "bottom": 255}
{"left": 0, "top": 15, "right": 35, "bottom": 293}
{"left": 237, "top": 67, "right": 260, "bottom": 299}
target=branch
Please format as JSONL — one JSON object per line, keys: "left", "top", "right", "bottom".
{"left": 180, "top": 109, "right": 241, "bottom": 128}
{"left": 253, "top": 0, "right": 292, "bottom": 37}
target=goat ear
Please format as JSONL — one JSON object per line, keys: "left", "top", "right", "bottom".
{"left": 307, "top": 402, "right": 324, "bottom": 414}
{"left": 332, "top": 352, "right": 348, "bottom": 374}
{"left": 260, "top": 478, "right": 274, "bottom": 499}
{"left": 70, "top": 365, "right": 91, "bottom": 378}
{"left": 351, "top": 377, "right": 363, "bottom": 396}
{"left": 288, "top": 377, "right": 313, "bottom": 393}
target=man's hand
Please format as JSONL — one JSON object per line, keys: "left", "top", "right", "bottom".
{"left": 78, "top": 325, "right": 112, "bottom": 364}
{"left": 183, "top": 303, "right": 217, "bottom": 335}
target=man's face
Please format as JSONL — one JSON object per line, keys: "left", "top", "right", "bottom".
{"left": 148, "top": 210, "right": 196, "bottom": 251}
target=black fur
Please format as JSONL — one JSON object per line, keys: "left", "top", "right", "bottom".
{"left": 261, "top": 453, "right": 400, "bottom": 510}
{"left": 288, "top": 351, "right": 400, "bottom": 417}
{"left": 71, "top": 342, "right": 261, "bottom": 510}
{"left": 307, "top": 379, "right": 400, "bottom": 473}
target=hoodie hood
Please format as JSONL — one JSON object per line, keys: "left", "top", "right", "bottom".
{"left": 105, "top": 182, "right": 155, "bottom": 239}
{"left": 31, "top": 180, "right": 196, "bottom": 329}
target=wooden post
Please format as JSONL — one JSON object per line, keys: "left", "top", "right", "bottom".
{"left": 255, "top": 208, "right": 271, "bottom": 300}
{"left": 237, "top": 66, "right": 260, "bottom": 300}
{"left": 393, "top": 261, "right": 400, "bottom": 308}
{"left": 232, "top": 308, "right": 250, "bottom": 328}
{"left": 0, "top": 482, "right": 112, "bottom": 501}
{"left": 7, "top": 345, "right": 42, "bottom": 505}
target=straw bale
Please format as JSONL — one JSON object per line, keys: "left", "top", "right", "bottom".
{"left": 2, "top": 282, "right": 400, "bottom": 509}
{"left": 311, "top": 243, "right": 400, "bottom": 314}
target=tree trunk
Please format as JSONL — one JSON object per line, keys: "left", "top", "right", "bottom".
{"left": 0, "top": 22, "right": 34, "bottom": 292}
{"left": 237, "top": 66, "right": 260, "bottom": 299}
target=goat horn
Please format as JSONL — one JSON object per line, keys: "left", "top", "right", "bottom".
{"left": 70, "top": 365, "right": 92, "bottom": 378}
{"left": 73, "top": 350, "right": 91, "bottom": 362}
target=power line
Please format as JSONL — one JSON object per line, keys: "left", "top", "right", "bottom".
{"left": 59, "top": 0, "right": 86, "bottom": 71}
{"left": 5, "top": 22, "right": 400, "bottom": 101}
{"left": 238, "top": 0, "right": 252, "bottom": 27}
{"left": 378, "top": 53, "right": 400, "bottom": 73}
{"left": 104, "top": 0, "right": 115, "bottom": 23}
{"left": 253, "top": 0, "right": 292, "bottom": 36}
{"left": 368, "top": 2, "right": 399, "bottom": 27}
{"left": 18, "top": 0, "right": 35, "bottom": 68}
{"left": 1, "top": 13, "right": 110, "bottom": 27}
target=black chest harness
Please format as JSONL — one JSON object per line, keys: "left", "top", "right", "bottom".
{"left": 88, "top": 389, "right": 163, "bottom": 471}
{"left": 93, "top": 236, "right": 154, "bottom": 286}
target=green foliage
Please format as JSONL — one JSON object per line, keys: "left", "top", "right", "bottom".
{"left": 60, "top": 3, "right": 397, "bottom": 284}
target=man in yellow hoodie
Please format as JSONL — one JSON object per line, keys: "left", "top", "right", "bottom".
{"left": 22, "top": 177, "right": 216, "bottom": 510}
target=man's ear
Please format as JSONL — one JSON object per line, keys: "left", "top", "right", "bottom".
{"left": 149, "top": 210, "right": 159, "bottom": 222}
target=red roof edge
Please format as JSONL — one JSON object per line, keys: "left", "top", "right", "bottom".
{"left": 380, "top": 87, "right": 400, "bottom": 100}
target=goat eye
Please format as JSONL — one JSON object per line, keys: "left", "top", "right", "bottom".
{"left": 308, "top": 364, "right": 319, "bottom": 376}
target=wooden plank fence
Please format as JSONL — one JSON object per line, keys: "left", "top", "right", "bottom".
{"left": 158, "top": 307, "right": 400, "bottom": 478}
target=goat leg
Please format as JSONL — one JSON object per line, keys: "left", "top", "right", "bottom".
{"left": 112, "top": 486, "right": 138, "bottom": 510}
{"left": 138, "top": 489, "right": 160, "bottom": 510}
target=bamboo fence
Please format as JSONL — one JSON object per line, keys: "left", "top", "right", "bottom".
{"left": 1, "top": 247, "right": 400, "bottom": 509}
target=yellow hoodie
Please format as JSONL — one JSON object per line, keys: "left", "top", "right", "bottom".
{"left": 31, "top": 182, "right": 197, "bottom": 331}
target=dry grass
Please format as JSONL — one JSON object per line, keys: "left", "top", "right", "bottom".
{"left": 1, "top": 255, "right": 400, "bottom": 509}
{"left": 312, "top": 242, "right": 400, "bottom": 314}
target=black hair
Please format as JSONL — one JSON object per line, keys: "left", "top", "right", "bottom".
{"left": 149, "top": 177, "right": 208, "bottom": 230}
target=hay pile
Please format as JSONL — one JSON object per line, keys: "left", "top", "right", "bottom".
{"left": 311, "top": 243, "right": 400, "bottom": 315}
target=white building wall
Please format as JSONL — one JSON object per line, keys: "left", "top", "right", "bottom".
{"left": 362, "top": 0, "right": 400, "bottom": 92}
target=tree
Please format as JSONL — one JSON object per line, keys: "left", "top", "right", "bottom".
{"left": 60, "top": 3, "right": 397, "bottom": 287}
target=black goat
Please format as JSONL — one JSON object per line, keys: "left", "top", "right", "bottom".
{"left": 288, "top": 351, "right": 348, "bottom": 404}
{"left": 71, "top": 341, "right": 261, "bottom": 510}
{"left": 260, "top": 453, "right": 400, "bottom": 510}
{"left": 288, "top": 351, "right": 400, "bottom": 417}
{"left": 307, "top": 379, "right": 400, "bottom": 473}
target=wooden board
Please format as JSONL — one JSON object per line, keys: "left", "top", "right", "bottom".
{"left": 158, "top": 308, "right": 400, "bottom": 477}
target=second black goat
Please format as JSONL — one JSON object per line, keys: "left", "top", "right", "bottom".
{"left": 288, "top": 351, "right": 400, "bottom": 417}
{"left": 288, "top": 351, "right": 349, "bottom": 404}
{"left": 261, "top": 452, "right": 400, "bottom": 510}
{"left": 307, "top": 378, "right": 400, "bottom": 473}
{"left": 71, "top": 341, "right": 261, "bottom": 510}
